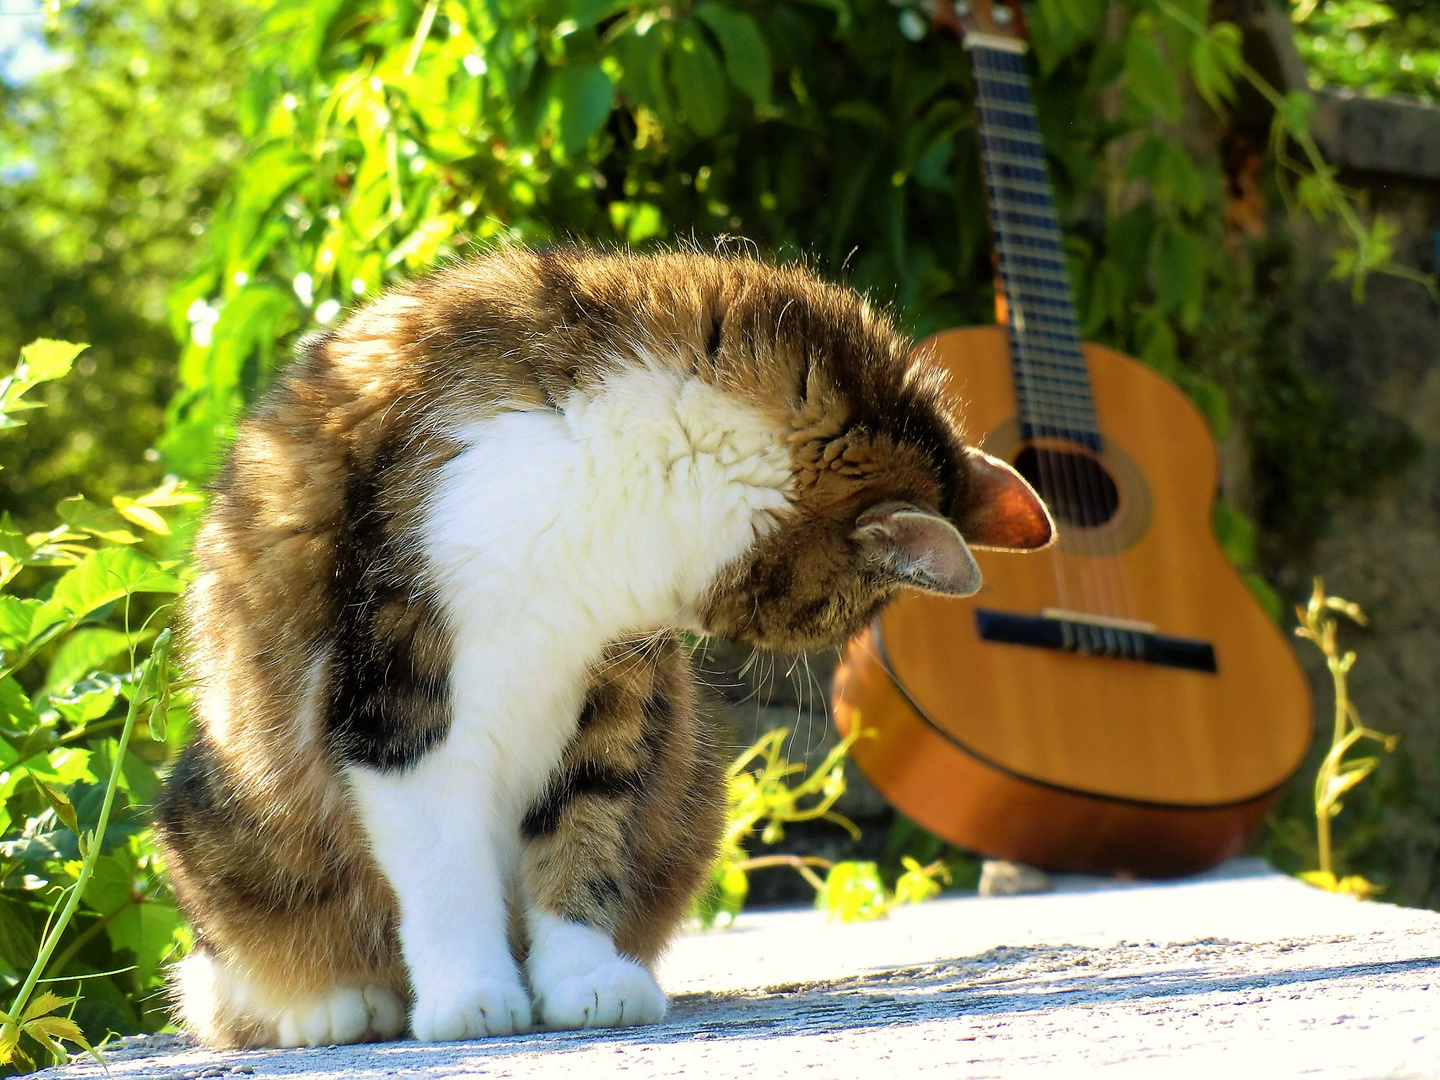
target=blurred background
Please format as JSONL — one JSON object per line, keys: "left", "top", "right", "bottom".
{"left": 0, "top": 0, "right": 1437, "bottom": 1048}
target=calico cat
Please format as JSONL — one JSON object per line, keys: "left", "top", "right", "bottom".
{"left": 153, "top": 248, "right": 1053, "bottom": 1048}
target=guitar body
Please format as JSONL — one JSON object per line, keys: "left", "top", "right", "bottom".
{"left": 833, "top": 327, "right": 1314, "bottom": 877}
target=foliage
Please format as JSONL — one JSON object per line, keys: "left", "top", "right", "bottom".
{"left": 0, "top": 341, "right": 195, "bottom": 1066}
{"left": 157, "top": 0, "right": 1426, "bottom": 592}
{"left": 1290, "top": 579, "right": 1398, "bottom": 899}
{"left": 1292, "top": 0, "right": 1440, "bottom": 103}
{"left": 0, "top": 0, "right": 258, "bottom": 525}
{"left": 694, "top": 723, "right": 951, "bottom": 927}
{"left": 0, "top": 0, "right": 1434, "bottom": 1054}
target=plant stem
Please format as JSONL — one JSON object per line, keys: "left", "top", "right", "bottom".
{"left": 8, "top": 651, "right": 150, "bottom": 1026}
{"left": 402, "top": 0, "right": 440, "bottom": 77}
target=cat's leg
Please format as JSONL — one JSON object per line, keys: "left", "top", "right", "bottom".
{"left": 347, "top": 756, "right": 533, "bottom": 1040}
{"left": 158, "top": 734, "right": 412, "bottom": 1048}
{"left": 519, "top": 637, "right": 722, "bottom": 1030}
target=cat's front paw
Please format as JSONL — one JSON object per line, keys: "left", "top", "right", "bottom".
{"left": 534, "top": 957, "right": 666, "bottom": 1030}
{"left": 411, "top": 976, "right": 533, "bottom": 1041}
{"left": 274, "top": 985, "right": 406, "bottom": 1047}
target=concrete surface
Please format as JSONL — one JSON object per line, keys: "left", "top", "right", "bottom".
{"left": 47, "top": 860, "right": 1440, "bottom": 1080}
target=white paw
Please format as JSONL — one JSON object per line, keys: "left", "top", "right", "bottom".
{"left": 535, "top": 958, "right": 667, "bottom": 1030}
{"left": 411, "top": 976, "right": 533, "bottom": 1041}
{"left": 274, "top": 985, "right": 406, "bottom": 1046}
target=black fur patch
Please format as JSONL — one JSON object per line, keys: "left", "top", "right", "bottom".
{"left": 520, "top": 762, "right": 643, "bottom": 839}
{"left": 325, "top": 447, "right": 452, "bottom": 771}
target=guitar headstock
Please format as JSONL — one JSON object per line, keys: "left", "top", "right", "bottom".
{"left": 936, "top": 0, "right": 1030, "bottom": 51}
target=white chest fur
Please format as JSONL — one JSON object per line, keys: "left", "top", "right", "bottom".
{"left": 343, "top": 361, "right": 792, "bottom": 1040}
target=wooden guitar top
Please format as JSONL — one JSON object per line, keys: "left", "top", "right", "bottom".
{"left": 859, "top": 327, "right": 1312, "bottom": 809}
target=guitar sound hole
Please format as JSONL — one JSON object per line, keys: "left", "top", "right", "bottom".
{"left": 1013, "top": 445, "right": 1120, "bottom": 528}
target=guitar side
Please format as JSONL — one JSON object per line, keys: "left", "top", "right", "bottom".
{"left": 833, "top": 327, "right": 1314, "bottom": 877}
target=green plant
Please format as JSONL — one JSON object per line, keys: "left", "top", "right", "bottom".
{"left": 1291, "top": 579, "right": 1398, "bottom": 898}
{"left": 0, "top": 341, "right": 196, "bottom": 1069}
{"left": 0, "top": 0, "right": 260, "bottom": 526}
{"left": 694, "top": 723, "right": 950, "bottom": 927}
{"left": 1292, "top": 0, "right": 1440, "bottom": 104}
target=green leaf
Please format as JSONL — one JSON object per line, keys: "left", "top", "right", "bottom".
{"left": 111, "top": 496, "right": 171, "bottom": 536}
{"left": 17, "top": 340, "right": 86, "bottom": 385}
{"left": 1124, "top": 31, "right": 1182, "bottom": 123}
{"left": 1189, "top": 23, "right": 1242, "bottom": 112}
{"left": 107, "top": 898, "right": 183, "bottom": 984}
{"left": 30, "top": 775, "right": 80, "bottom": 837}
{"left": 671, "top": 19, "right": 729, "bottom": 137}
{"left": 0, "top": 1020, "right": 22, "bottom": 1065}
{"left": 694, "top": 3, "right": 772, "bottom": 107}
{"left": 0, "top": 598, "right": 41, "bottom": 654}
{"left": 1057, "top": 0, "right": 1105, "bottom": 37}
{"left": 0, "top": 341, "right": 88, "bottom": 431}
{"left": 817, "top": 860, "right": 889, "bottom": 922}
{"left": 55, "top": 497, "right": 143, "bottom": 545}
{"left": 1213, "top": 504, "right": 1257, "bottom": 568}
{"left": 82, "top": 853, "right": 134, "bottom": 916}
{"left": 1178, "top": 371, "right": 1230, "bottom": 438}
{"left": 1132, "top": 311, "right": 1179, "bottom": 376}
{"left": 0, "top": 897, "right": 39, "bottom": 974}
{"left": 47, "top": 673, "right": 122, "bottom": 726}
{"left": 20, "top": 990, "right": 70, "bottom": 1025}
{"left": 1279, "top": 90, "right": 1314, "bottom": 138}
{"left": 1152, "top": 222, "right": 1206, "bottom": 324}
{"left": 1126, "top": 136, "right": 1204, "bottom": 214}
{"left": 552, "top": 64, "right": 615, "bottom": 158}
{"left": 31, "top": 548, "right": 184, "bottom": 640}
{"left": 44, "top": 628, "right": 134, "bottom": 693}
{"left": 0, "top": 676, "right": 38, "bottom": 732}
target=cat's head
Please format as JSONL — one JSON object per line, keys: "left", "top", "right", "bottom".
{"left": 681, "top": 255, "right": 1055, "bottom": 651}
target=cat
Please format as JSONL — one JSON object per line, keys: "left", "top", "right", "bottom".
{"left": 153, "top": 247, "right": 1053, "bottom": 1048}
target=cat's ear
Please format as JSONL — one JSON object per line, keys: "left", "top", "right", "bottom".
{"left": 952, "top": 449, "right": 1055, "bottom": 552}
{"left": 854, "top": 502, "right": 982, "bottom": 597}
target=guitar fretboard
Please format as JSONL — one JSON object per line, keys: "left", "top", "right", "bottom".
{"left": 968, "top": 40, "right": 1100, "bottom": 450}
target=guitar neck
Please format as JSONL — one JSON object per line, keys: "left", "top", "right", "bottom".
{"left": 967, "top": 37, "right": 1101, "bottom": 450}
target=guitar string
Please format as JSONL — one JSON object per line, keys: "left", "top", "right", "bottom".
{"left": 973, "top": 48, "right": 1105, "bottom": 590}
{"left": 980, "top": 50, "right": 1143, "bottom": 650}
{"left": 972, "top": 45, "right": 1143, "bottom": 649}
{"left": 975, "top": 66, "right": 1108, "bottom": 627}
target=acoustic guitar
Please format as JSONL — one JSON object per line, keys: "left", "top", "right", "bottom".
{"left": 831, "top": 0, "right": 1312, "bottom": 877}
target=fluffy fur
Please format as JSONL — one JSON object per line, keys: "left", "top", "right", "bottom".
{"left": 154, "top": 248, "right": 1052, "bottom": 1047}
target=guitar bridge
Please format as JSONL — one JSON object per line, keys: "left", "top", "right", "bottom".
{"left": 974, "top": 609, "right": 1217, "bottom": 673}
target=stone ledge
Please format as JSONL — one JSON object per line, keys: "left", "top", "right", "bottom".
{"left": 40, "top": 860, "right": 1440, "bottom": 1080}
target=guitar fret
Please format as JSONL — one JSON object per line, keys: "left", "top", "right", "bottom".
{"left": 1014, "top": 362, "right": 1089, "bottom": 385}
{"left": 1015, "top": 361, "right": 1089, "bottom": 386}
{"left": 1020, "top": 410, "right": 1102, "bottom": 432}
{"left": 1013, "top": 293, "right": 1078, "bottom": 315}
{"left": 973, "top": 70, "right": 1033, "bottom": 90}
{"left": 991, "top": 190, "right": 1060, "bottom": 217}
{"left": 1016, "top": 390, "right": 1094, "bottom": 411}
{"left": 1019, "top": 409, "right": 1100, "bottom": 428}
{"left": 978, "top": 128, "right": 1045, "bottom": 154}
{"left": 1005, "top": 251, "right": 1068, "bottom": 272}
{"left": 984, "top": 176, "right": 1055, "bottom": 199}
{"left": 993, "top": 205, "right": 1062, "bottom": 232}
{"left": 992, "top": 221, "right": 1064, "bottom": 247}
{"left": 980, "top": 153, "right": 1048, "bottom": 178}
{"left": 977, "top": 99, "right": 1038, "bottom": 120}
{"left": 1015, "top": 326, "right": 1084, "bottom": 348}
{"left": 1010, "top": 283, "right": 1076, "bottom": 308}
